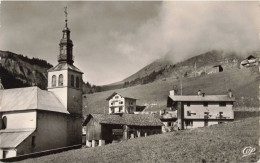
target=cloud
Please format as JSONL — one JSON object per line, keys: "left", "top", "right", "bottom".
{"left": 115, "top": 1, "right": 259, "bottom": 64}
{"left": 0, "top": 2, "right": 259, "bottom": 85}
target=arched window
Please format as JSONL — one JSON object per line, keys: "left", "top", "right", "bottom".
{"left": 52, "top": 75, "right": 56, "bottom": 87}
{"left": 2, "top": 116, "right": 7, "bottom": 129}
{"left": 58, "top": 74, "right": 63, "bottom": 86}
{"left": 76, "top": 77, "right": 80, "bottom": 88}
{"left": 71, "top": 75, "right": 74, "bottom": 87}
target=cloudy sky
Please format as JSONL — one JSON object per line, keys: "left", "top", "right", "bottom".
{"left": 0, "top": 1, "right": 259, "bottom": 85}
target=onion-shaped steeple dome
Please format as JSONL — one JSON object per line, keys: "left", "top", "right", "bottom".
{"left": 58, "top": 7, "right": 74, "bottom": 65}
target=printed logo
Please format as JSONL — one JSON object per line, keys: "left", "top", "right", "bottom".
{"left": 242, "top": 146, "right": 256, "bottom": 157}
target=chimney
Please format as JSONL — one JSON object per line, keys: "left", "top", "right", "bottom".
{"left": 170, "top": 90, "right": 175, "bottom": 96}
{"left": 228, "top": 89, "right": 233, "bottom": 98}
{"left": 202, "top": 93, "right": 205, "bottom": 97}
{"left": 198, "top": 90, "right": 201, "bottom": 96}
{"left": 159, "top": 110, "right": 162, "bottom": 116}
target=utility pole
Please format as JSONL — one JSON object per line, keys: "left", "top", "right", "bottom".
{"left": 180, "top": 76, "right": 182, "bottom": 96}
{"left": 224, "top": 77, "right": 227, "bottom": 91}
{"left": 176, "top": 70, "right": 183, "bottom": 96}
{"left": 194, "top": 62, "right": 197, "bottom": 77}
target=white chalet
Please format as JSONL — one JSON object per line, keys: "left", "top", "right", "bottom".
{"left": 167, "top": 90, "right": 235, "bottom": 129}
{"left": 106, "top": 92, "right": 137, "bottom": 114}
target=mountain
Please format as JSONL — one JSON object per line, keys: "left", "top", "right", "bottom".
{"left": 0, "top": 50, "right": 53, "bottom": 89}
{"left": 83, "top": 67, "right": 259, "bottom": 115}
{"left": 123, "top": 53, "right": 174, "bottom": 83}
{"left": 100, "top": 50, "right": 259, "bottom": 91}
{"left": 83, "top": 50, "right": 260, "bottom": 115}
{"left": 122, "top": 50, "right": 259, "bottom": 83}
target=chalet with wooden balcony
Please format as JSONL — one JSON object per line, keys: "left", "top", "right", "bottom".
{"left": 167, "top": 90, "right": 235, "bottom": 130}
{"left": 106, "top": 92, "right": 137, "bottom": 114}
{"left": 159, "top": 110, "right": 178, "bottom": 133}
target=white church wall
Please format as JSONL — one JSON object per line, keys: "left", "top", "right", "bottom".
{"left": 67, "top": 87, "right": 82, "bottom": 115}
{"left": 1, "top": 110, "right": 36, "bottom": 129}
{"left": 34, "top": 111, "right": 68, "bottom": 152}
{"left": 0, "top": 149, "right": 17, "bottom": 159}
{"left": 67, "top": 117, "right": 82, "bottom": 146}
{"left": 16, "top": 133, "right": 35, "bottom": 157}
{"left": 48, "top": 87, "right": 68, "bottom": 109}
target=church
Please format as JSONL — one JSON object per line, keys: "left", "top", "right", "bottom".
{"left": 0, "top": 10, "right": 83, "bottom": 159}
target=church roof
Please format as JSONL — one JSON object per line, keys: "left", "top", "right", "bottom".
{"left": 83, "top": 113, "right": 163, "bottom": 126}
{"left": 0, "top": 87, "right": 69, "bottom": 114}
{"left": 48, "top": 63, "right": 83, "bottom": 74}
{"left": 0, "top": 128, "right": 35, "bottom": 148}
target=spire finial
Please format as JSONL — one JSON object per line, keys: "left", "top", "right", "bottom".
{"left": 64, "top": 6, "right": 68, "bottom": 27}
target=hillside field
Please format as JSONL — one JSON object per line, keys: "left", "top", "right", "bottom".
{"left": 83, "top": 67, "right": 259, "bottom": 115}
{"left": 19, "top": 116, "right": 259, "bottom": 163}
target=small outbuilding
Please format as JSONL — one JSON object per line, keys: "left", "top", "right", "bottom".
{"left": 212, "top": 65, "right": 223, "bottom": 73}
{"left": 240, "top": 55, "right": 259, "bottom": 68}
{"left": 82, "top": 113, "right": 162, "bottom": 147}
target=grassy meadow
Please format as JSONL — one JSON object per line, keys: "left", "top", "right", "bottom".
{"left": 20, "top": 116, "right": 259, "bottom": 163}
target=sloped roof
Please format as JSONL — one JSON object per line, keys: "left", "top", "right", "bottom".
{"left": 48, "top": 63, "right": 83, "bottom": 74}
{"left": 213, "top": 65, "right": 222, "bottom": 68}
{"left": 0, "top": 128, "right": 35, "bottom": 148}
{"left": 0, "top": 87, "right": 69, "bottom": 114}
{"left": 106, "top": 92, "right": 137, "bottom": 101}
{"left": 83, "top": 114, "right": 163, "bottom": 126}
{"left": 168, "top": 95, "right": 235, "bottom": 102}
{"left": 246, "top": 55, "right": 256, "bottom": 60}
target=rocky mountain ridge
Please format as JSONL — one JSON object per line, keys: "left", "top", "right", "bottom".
{"left": 0, "top": 50, "right": 52, "bottom": 89}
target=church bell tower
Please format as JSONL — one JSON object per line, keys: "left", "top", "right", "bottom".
{"left": 47, "top": 7, "right": 83, "bottom": 116}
